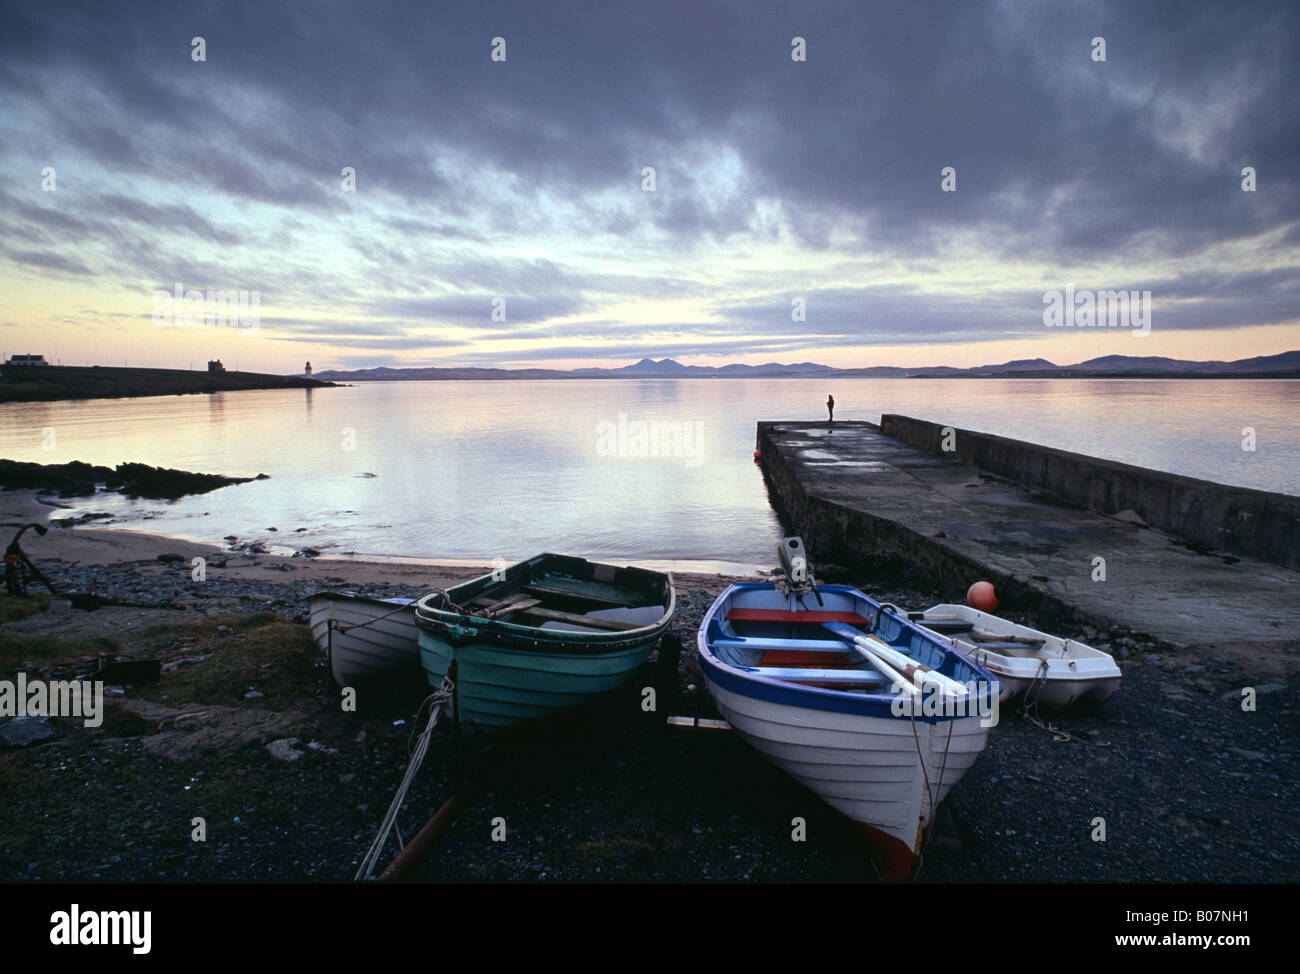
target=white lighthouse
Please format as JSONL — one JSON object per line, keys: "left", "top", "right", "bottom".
{"left": 304, "top": 361, "right": 313, "bottom": 377}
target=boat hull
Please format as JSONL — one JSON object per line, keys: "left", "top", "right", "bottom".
{"left": 706, "top": 679, "right": 991, "bottom": 879}
{"left": 698, "top": 583, "right": 998, "bottom": 880}
{"left": 308, "top": 593, "right": 421, "bottom": 688}
{"left": 912, "top": 604, "right": 1122, "bottom": 710}
{"left": 417, "top": 634, "right": 659, "bottom": 731}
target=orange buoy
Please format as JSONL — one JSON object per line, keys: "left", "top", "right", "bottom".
{"left": 966, "top": 581, "right": 998, "bottom": 612}
{"left": 753, "top": 450, "right": 762, "bottom": 462}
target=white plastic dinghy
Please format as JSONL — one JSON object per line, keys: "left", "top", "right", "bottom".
{"left": 909, "top": 604, "right": 1121, "bottom": 710}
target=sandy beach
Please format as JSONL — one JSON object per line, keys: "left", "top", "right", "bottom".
{"left": 0, "top": 489, "right": 740, "bottom": 595}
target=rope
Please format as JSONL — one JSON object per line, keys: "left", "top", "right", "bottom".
{"left": 1019, "top": 708, "right": 1111, "bottom": 747}
{"left": 425, "top": 588, "right": 468, "bottom": 616}
{"left": 1016, "top": 653, "right": 1110, "bottom": 747}
{"left": 1021, "top": 657, "right": 1049, "bottom": 713}
{"left": 908, "top": 692, "right": 957, "bottom": 881}
{"left": 333, "top": 598, "right": 420, "bottom": 636}
{"left": 333, "top": 587, "right": 469, "bottom": 638}
{"left": 906, "top": 706, "right": 933, "bottom": 880}
{"left": 870, "top": 603, "right": 898, "bottom": 635}
{"left": 354, "top": 677, "right": 454, "bottom": 881}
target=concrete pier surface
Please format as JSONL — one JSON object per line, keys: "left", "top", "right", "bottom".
{"left": 757, "top": 420, "right": 1300, "bottom": 653}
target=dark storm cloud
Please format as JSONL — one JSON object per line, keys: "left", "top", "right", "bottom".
{"left": 1, "top": 246, "right": 94, "bottom": 276}
{"left": 1143, "top": 266, "right": 1300, "bottom": 330}
{"left": 7, "top": 0, "right": 1293, "bottom": 236}
{"left": 366, "top": 293, "right": 588, "bottom": 326}
{"left": 2, "top": 0, "right": 1297, "bottom": 363}
{"left": 0, "top": 188, "right": 242, "bottom": 268}
{"left": 719, "top": 285, "right": 1042, "bottom": 341}
{"left": 359, "top": 253, "right": 713, "bottom": 305}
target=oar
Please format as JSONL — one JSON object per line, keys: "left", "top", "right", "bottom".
{"left": 844, "top": 645, "right": 918, "bottom": 699}
{"left": 822, "top": 622, "right": 969, "bottom": 697}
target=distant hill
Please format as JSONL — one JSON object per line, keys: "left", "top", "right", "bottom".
{"left": 1217, "top": 350, "right": 1300, "bottom": 373}
{"left": 971, "top": 357, "right": 1058, "bottom": 373}
{"left": 314, "top": 351, "right": 1300, "bottom": 382}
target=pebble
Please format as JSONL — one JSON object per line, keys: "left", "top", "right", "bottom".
{"left": 1226, "top": 747, "right": 1268, "bottom": 762}
{"left": 0, "top": 716, "right": 53, "bottom": 746}
{"left": 20, "top": 555, "right": 442, "bottom": 623}
{"left": 266, "top": 738, "right": 304, "bottom": 762}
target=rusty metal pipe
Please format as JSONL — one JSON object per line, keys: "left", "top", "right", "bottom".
{"left": 377, "top": 776, "right": 484, "bottom": 881}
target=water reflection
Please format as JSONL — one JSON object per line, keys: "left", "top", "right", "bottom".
{"left": 0, "top": 378, "right": 1294, "bottom": 567}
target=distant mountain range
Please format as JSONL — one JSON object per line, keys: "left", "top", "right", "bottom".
{"left": 314, "top": 350, "right": 1300, "bottom": 382}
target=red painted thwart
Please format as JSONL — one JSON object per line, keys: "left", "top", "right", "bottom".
{"left": 726, "top": 608, "right": 870, "bottom": 624}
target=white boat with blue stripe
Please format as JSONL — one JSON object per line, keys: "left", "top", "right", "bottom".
{"left": 698, "top": 577, "right": 1001, "bottom": 881}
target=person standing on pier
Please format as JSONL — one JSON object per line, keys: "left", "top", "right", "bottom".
{"left": 826, "top": 394, "right": 835, "bottom": 423}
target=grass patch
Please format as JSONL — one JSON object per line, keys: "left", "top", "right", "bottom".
{"left": 0, "top": 594, "right": 49, "bottom": 623}
{"left": 0, "top": 752, "right": 25, "bottom": 787}
{"left": 0, "top": 609, "right": 322, "bottom": 708}
{"left": 0, "top": 632, "right": 121, "bottom": 675}
{"left": 131, "top": 613, "right": 319, "bottom": 707}
{"left": 137, "top": 611, "right": 296, "bottom": 645}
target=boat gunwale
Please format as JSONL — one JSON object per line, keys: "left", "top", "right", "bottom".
{"left": 309, "top": 591, "right": 417, "bottom": 609}
{"left": 912, "top": 603, "right": 1122, "bottom": 682}
{"left": 698, "top": 582, "right": 1000, "bottom": 723}
{"left": 413, "top": 553, "right": 676, "bottom": 653}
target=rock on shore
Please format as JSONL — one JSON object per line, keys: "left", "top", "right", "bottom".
{"left": 0, "top": 459, "right": 267, "bottom": 499}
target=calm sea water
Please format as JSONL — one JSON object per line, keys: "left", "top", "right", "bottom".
{"left": 2, "top": 378, "right": 1297, "bottom": 572}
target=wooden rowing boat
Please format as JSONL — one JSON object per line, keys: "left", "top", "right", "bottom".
{"left": 697, "top": 581, "right": 1000, "bottom": 881}
{"left": 908, "top": 604, "right": 1121, "bottom": 709}
{"left": 308, "top": 592, "right": 421, "bottom": 688}
{"left": 413, "top": 554, "right": 675, "bottom": 732}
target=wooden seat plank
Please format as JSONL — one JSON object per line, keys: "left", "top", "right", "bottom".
{"left": 744, "top": 665, "right": 885, "bottom": 685}
{"left": 916, "top": 617, "right": 977, "bottom": 634}
{"left": 713, "top": 637, "right": 857, "bottom": 654}
{"left": 480, "top": 595, "right": 543, "bottom": 618}
{"left": 515, "top": 606, "right": 642, "bottom": 631}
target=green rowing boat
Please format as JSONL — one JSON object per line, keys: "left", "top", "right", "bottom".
{"left": 413, "top": 553, "right": 676, "bottom": 731}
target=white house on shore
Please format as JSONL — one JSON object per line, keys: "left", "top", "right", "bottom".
{"left": 5, "top": 353, "right": 49, "bottom": 366}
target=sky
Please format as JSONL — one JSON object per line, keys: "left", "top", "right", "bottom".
{"left": 1, "top": 0, "right": 1297, "bottom": 374}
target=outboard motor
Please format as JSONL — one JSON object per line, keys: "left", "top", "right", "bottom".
{"left": 770, "top": 536, "right": 823, "bottom": 605}
{"left": 778, "top": 536, "right": 809, "bottom": 585}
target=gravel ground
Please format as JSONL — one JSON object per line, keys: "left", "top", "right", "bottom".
{"left": 1, "top": 559, "right": 1296, "bottom": 883}
{"left": 18, "top": 555, "right": 429, "bottom": 620}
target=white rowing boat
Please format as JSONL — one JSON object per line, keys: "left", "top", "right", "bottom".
{"left": 308, "top": 592, "right": 422, "bottom": 688}
{"left": 908, "top": 604, "right": 1121, "bottom": 709}
{"left": 698, "top": 581, "right": 1000, "bottom": 880}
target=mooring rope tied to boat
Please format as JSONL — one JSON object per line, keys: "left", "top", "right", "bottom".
{"left": 1022, "top": 657, "right": 1050, "bottom": 712}
{"left": 333, "top": 587, "right": 469, "bottom": 638}
{"left": 1014, "top": 657, "right": 1110, "bottom": 746}
{"left": 908, "top": 701, "right": 956, "bottom": 881}
{"left": 332, "top": 598, "right": 420, "bottom": 636}
{"left": 354, "top": 676, "right": 454, "bottom": 881}
{"left": 1019, "top": 709, "right": 1111, "bottom": 747}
